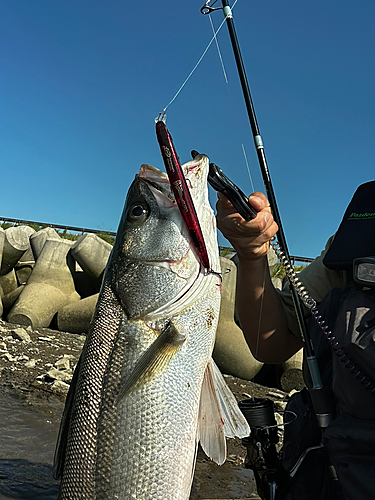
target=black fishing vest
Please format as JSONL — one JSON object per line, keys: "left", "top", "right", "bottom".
{"left": 305, "top": 282, "right": 375, "bottom": 420}
{"left": 282, "top": 180, "right": 375, "bottom": 499}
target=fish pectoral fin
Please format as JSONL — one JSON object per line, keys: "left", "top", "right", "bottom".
{"left": 197, "top": 358, "right": 250, "bottom": 465}
{"left": 118, "top": 321, "right": 185, "bottom": 400}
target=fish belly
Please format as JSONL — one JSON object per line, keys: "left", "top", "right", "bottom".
{"left": 96, "top": 300, "right": 219, "bottom": 500}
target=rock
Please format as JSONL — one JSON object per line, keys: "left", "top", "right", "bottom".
{"left": 55, "top": 355, "right": 70, "bottom": 371}
{"left": 274, "top": 401, "right": 287, "bottom": 412}
{"left": 2, "top": 352, "right": 16, "bottom": 362}
{"left": 274, "top": 411, "right": 283, "bottom": 426}
{"left": 51, "top": 379, "right": 70, "bottom": 395}
{"left": 16, "top": 354, "right": 29, "bottom": 361}
{"left": 11, "top": 328, "right": 31, "bottom": 343}
{"left": 25, "top": 359, "right": 36, "bottom": 368}
{"left": 45, "top": 368, "right": 73, "bottom": 384}
{"left": 266, "top": 390, "right": 285, "bottom": 399}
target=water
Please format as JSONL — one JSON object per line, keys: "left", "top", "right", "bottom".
{"left": 0, "top": 389, "right": 64, "bottom": 500}
{"left": 0, "top": 389, "right": 257, "bottom": 499}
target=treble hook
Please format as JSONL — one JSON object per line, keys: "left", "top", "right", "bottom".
{"left": 200, "top": 0, "right": 222, "bottom": 15}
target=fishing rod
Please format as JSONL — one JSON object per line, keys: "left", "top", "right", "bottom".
{"left": 200, "top": 0, "right": 335, "bottom": 429}
{"left": 201, "top": 3, "right": 375, "bottom": 396}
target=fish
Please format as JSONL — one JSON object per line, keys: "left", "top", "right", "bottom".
{"left": 54, "top": 154, "right": 250, "bottom": 500}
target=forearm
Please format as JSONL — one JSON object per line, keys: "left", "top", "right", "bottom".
{"left": 216, "top": 191, "right": 303, "bottom": 362}
{"left": 236, "top": 256, "right": 304, "bottom": 363}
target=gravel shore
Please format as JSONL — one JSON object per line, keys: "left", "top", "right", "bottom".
{"left": 0, "top": 319, "right": 292, "bottom": 499}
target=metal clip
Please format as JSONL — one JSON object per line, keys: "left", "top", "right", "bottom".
{"left": 200, "top": 0, "right": 222, "bottom": 15}
{"left": 154, "top": 112, "right": 167, "bottom": 124}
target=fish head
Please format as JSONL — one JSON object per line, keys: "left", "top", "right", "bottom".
{"left": 108, "top": 155, "right": 219, "bottom": 320}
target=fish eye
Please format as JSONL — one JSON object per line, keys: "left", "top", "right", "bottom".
{"left": 127, "top": 203, "right": 149, "bottom": 223}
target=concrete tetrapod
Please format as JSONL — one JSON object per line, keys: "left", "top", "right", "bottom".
{"left": 231, "top": 245, "right": 278, "bottom": 274}
{"left": 30, "top": 227, "right": 61, "bottom": 261}
{"left": 212, "top": 256, "right": 263, "bottom": 380}
{"left": 0, "top": 269, "right": 18, "bottom": 296}
{"left": 0, "top": 270, "right": 19, "bottom": 319}
{"left": 0, "top": 227, "right": 5, "bottom": 316}
{"left": 2, "top": 285, "right": 24, "bottom": 316}
{"left": 0, "top": 227, "right": 5, "bottom": 268}
{"left": 15, "top": 263, "right": 34, "bottom": 285}
{"left": 7, "top": 239, "right": 80, "bottom": 329}
{"left": 57, "top": 293, "right": 99, "bottom": 334}
{"left": 72, "top": 269, "right": 98, "bottom": 299}
{"left": 70, "top": 233, "right": 112, "bottom": 291}
{"left": 0, "top": 226, "right": 36, "bottom": 276}
{"left": 277, "top": 348, "right": 304, "bottom": 392}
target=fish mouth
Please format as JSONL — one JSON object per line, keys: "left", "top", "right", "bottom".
{"left": 135, "top": 158, "right": 219, "bottom": 320}
{"left": 137, "top": 155, "right": 210, "bottom": 218}
{"left": 137, "top": 164, "right": 174, "bottom": 201}
{"left": 137, "top": 171, "right": 202, "bottom": 310}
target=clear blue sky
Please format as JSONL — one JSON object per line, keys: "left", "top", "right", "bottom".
{"left": 1, "top": 1, "right": 374, "bottom": 259}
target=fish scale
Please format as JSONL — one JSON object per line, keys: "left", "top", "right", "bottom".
{"left": 96, "top": 300, "right": 218, "bottom": 500}
{"left": 55, "top": 156, "right": 249, "bottom": 499}
{"left": 58, "top": 284, "right": 123, "bottom": 499}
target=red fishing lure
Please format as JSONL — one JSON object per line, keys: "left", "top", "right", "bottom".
{"left": 155, "top": 120, "right": 211, "bottom": 272}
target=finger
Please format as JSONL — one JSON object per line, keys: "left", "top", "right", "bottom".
{"left": 239, "top": 214, "right": 273, "bottom": 239}
{"left": 216, "top": 193, "right": 237, "bottom": 218}
{"left": 248, "top": 192, "right": 271, "bottom": 213}
{"left": 217, "top": 192, "right": 234, "bottom": 208}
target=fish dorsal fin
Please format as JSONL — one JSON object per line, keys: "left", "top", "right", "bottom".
{"left": 118, "top": 321, "right": 185, "bottom": 400}
{"left": 197, "top": 358, "right": 250, "bottom": 465}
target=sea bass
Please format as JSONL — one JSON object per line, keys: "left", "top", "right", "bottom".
{"left": 54, "top": 155, "right": 249, "bottom": 500}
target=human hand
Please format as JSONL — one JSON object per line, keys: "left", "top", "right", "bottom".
{"left": 216, "top": 192, "right": 278, "bottom": 261}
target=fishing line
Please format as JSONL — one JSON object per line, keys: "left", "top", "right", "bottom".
{"left": 255, "top": 258, "right": 268, "bottom": 360}
{"left": 208, "top": 3, "right": 258, "bottom": 196}
{"left": 209, "top": 14, "right": 228, "bottom": 83}
{"left": 241, "top": 143, "right": 255, "bottom": 193}
{"left": 158, "top": 0, "right": 238, "bottom": 119}
{"left": 157, "top": 0, "right": 258, "bottom": 196}
{"left": 159, "top": 17, "right": 226, "bottom": 116}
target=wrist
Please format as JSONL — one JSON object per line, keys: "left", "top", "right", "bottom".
{"left": 235, "top": 246, "right": 269, "bottom": 264}
{"left": 237, "top": 252, "right": 268, "bottom": 271}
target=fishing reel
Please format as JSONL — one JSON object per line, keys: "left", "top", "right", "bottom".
{"left": 239, "top": 398, "right": 289, "bottom": 500}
